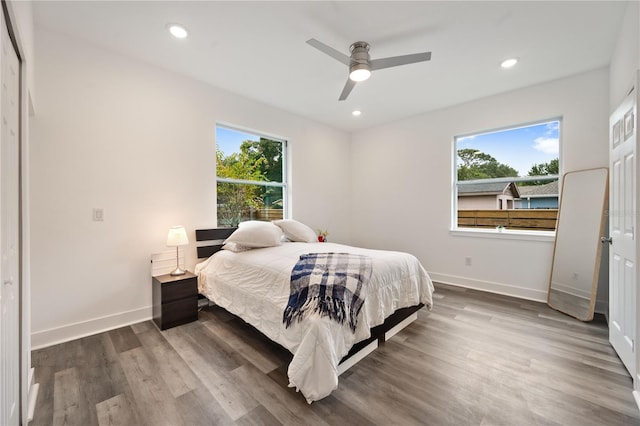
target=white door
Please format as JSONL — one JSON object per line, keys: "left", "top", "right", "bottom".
{"left": 0, "top": 8, "right": 20, "bottom": 426}
{"left": 609, "top": 78, "right": 637, "bottom": 379}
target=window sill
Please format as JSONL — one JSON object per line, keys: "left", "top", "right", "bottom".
{"left": 450, "top": 228, "right": 555, "bottom": 242}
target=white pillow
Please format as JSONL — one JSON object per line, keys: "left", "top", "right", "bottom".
{"left": 221, "top": 242, "right": 251, "bottom": 253}
{"left": 273, "top": 219, "right": 317, "bottom": 243}
{"left": 224, "top": 221, "right": 283, "bottom": 248}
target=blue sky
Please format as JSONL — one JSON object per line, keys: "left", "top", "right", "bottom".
{"left": 456, "top": 120, "right": 560, "bottom": 176}
{"left": 217, "top": 121, "right": 559, "bottom": 177}
{"left": 216, "top": 126, "right": 259, "bottom": 156}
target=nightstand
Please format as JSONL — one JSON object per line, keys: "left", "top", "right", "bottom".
{"left": 152, "top": 271, "right": 198, "bottom": 330}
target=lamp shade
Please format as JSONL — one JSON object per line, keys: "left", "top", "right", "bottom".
{"left": 167, "top": 226, "right": 188, "bottom": 247}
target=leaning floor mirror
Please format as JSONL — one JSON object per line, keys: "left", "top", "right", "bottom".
{"left": 547, "top": 167, "right": 608, "bottom": 321}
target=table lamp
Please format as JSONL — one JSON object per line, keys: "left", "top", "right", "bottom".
{"left": 167, "top": 225, "right": 188, "bottom": 276}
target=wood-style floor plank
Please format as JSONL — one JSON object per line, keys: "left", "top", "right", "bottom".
{"left": 235, "top": 404, "right": 283, "bottom": 426}
{"left": 231, "top": 362, "right": 331, "bottom": 426}
{"left": 135, "top": 326, "right": 201, "bottom": 398}
{"left": 174, "top": 387, "right": 234, "bottom": 426}
{"left": 95, "top": 394, "right": 138, "bottom": 426}
{"left": 53, "top": 367, "right": 96, "bottom": 426}
{"left": 201, "top": 316, "right": 284, "bottom": 374}
{"left": 31, "top": 283, "right": 640, "bottom": 425}
{"left": 162, "top": 323, "right": 260, "bottom": 421}
{"left": 118, "top": 347, "right": 183, "bottom": 426}
{"left": 107, "top": 327, "right": 142, "bottom": 354}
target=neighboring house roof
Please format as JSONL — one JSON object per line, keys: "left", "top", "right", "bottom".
{"left": 517, "top": 180, "right": 559, "bottom": 198}
{"left": 458, "top": 181, "right": 520, "bottom": 197}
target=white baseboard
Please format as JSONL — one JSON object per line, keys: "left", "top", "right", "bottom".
{"left": 428, "top": 271, "right": 547, "bottom": 303}
{"left": 429, "top": 272, "right": 611, "bottom": 317}
{"left": 551, "top": 282, "right": 592, "bottom": 300}
{"left": 27, "top": 382, "right": 39, "bottom": 423}
{"left": 633, "top": 390, "right": 640, "bottom": 413}
{"left": 31, "top": 306, "right": 151, "bottom": 350}
{"left": 595, "top": 299, "right": 608, "bottom": 317}
{"left": 26, "top": 367, "right": 37, "bottom": 423}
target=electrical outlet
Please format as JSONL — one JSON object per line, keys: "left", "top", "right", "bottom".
{"left": 465, "top": 257, "right": 472, "bottom": 266}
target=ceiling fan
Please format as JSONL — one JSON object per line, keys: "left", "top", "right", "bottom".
{"left": 306, "top": 38, "right": 432, "bottom": 101}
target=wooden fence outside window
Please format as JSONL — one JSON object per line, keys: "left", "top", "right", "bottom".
{"left": 252, "top": 208, "right": 284, "bottom": 221}
{"left": 458, "top": 209, "right": 558, "bottom": 231}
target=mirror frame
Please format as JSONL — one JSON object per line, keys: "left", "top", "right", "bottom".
{"left": 547, "top": 167, "right": 609, "bottom": 321}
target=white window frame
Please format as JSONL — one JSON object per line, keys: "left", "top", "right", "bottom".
{"left": 451, "top": 118, "right": 562, "bottom": 241}
{"left": 215, "top": 123, "right": 288, "bottom": 225}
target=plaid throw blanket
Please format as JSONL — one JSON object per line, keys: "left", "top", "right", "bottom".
{"left": 283, "top": 253, "right": 372, "bottom": 333}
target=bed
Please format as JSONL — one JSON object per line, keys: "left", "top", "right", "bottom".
{"left": 194, "top": 221, "right": 434, "bottom": 403}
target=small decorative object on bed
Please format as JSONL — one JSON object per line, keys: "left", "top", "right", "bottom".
{"left": 316, "top": 228, "right": 329, "bottom": 242}
{"left": 195, "top": 221, "right": 434, "bottom": 403}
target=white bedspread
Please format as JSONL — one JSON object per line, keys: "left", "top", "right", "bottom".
{"left": 195, "top": 242, "right": 434, "bottom": 403}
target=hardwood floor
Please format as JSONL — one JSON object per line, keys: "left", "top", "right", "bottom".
{"left": 31, "top": 283, "right": 640, "bottom": 426}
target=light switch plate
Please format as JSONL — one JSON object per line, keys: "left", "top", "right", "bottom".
{"left": 93, "top": 208, "right": 104, "bottom": 221}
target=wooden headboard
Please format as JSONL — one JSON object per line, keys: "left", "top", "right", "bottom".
{"left": 195, "top": 227, "right": 237, "bottom": 259}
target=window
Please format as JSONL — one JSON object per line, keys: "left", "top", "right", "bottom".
{"left": 216, "top": 125, "right": 287, "bottom": 227}
{"left": 454, "top": 119, "right": 560, "bottom": 232}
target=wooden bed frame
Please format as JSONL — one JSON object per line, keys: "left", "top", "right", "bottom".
{"left": 194, "top": 227, "right": 424, "bottom": 374}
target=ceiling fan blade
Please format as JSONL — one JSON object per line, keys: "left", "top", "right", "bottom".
{"left": 306, "top": 38, "right": 351, "bottom": 66}
{"left": 338, "top": 78, "right": 357, "bottom": 101}
{"left": 370, "top": 52, "right": 431, "bottom": 71}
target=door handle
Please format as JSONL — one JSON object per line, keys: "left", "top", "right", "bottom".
{"left": 3, "top": 277, "right": 13, "bottom": 286}
{"left": 601, "top": 236, "right": 613, "bottom": 245}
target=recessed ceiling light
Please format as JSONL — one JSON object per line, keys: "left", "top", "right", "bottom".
{"left": 167, "top": 23, "right": 188, "bottom": 39}
{"left": 501, "top": 58, "right": 518, "bottom": 69}
{"left": 352, "top": 110, "right": 362, "bottom": 117}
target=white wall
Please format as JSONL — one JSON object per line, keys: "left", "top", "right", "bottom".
{"left": 609, "top": 0, "right": 639, "bottom": 109}
{"left": 30, "top": 28, "right": 351, "bottom": 348}
{"left": 350, "top": 68, "right": 609, "bottom": 301}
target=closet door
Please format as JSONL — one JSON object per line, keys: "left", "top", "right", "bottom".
{"left": 609, "top": 76, "right": 637, "bottom": 381}
{"left": 0, "top": 7, "right": 21, "bottom": 426}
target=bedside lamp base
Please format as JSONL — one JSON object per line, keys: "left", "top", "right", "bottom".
{"left": 170, "top": 245, "right": 186, "bottom": 276}
{"left": 170, "top": 267, "right": 186, "bottom": 276}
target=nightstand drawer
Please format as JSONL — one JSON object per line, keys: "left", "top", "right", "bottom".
{"left": 159, "top": 296, "right": 198, "bottom": 329}
{"left": 162, "top": 277, "right": 197, "bottom": 303}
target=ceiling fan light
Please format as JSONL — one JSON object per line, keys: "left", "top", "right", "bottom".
{"left": 349, "top": 68, "right": 371, "bottom": 82}
{"left": 349, "top": 66, "right": 371, "bottom": 82}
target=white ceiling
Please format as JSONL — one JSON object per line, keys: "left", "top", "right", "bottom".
{"left": 33, "top": 1, "right": 628, "bottom": 132}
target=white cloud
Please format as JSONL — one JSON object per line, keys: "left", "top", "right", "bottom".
{"left": 456, "top": 135, "right": 476, "bottom": 143}
{"left": 545, "top": 121, "right": 559, "bottom": 135}
{"left": 533, "top": 137, "right": 559, "bottom": 155}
